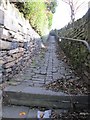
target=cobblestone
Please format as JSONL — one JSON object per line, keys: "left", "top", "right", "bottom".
{"left": 5, "top": 36, "right": 77, "bottom": 88}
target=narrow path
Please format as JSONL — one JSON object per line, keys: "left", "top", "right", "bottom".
{"left": 5, "top": 36, "right": 76, "bottom": 88}
{"left": 2, "top": 36, "right": 88, "bottom": 119}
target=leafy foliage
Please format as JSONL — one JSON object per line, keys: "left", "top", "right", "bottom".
{"left": 22, "top": 0, "right": 47, "bottom": 35}
{"left": 45, "top": 0, "right": 57, "bottom": 13}
{"left": 46, "top": 11, "right": 53, "bottom": 29}
{"left": 16, "top": 0, "right": 57, "bottom": 36}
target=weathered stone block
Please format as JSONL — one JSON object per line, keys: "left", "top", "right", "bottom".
{"left": 12, "top": 52, "right": 23, "bottom": 59}
{"left": 14, "top": 34, "right": 23, "bottom": 42}
{"left": 15, "top": 56, "right": 22, "bottom": 63}
{"left": 0, "top": 9, "right": 4, "bottom": 25}
{"left": 11, "top": 41, "right": 18, "bottom": 49}
{"left": 5, "top": 68, "right": 12, "bottom": 73}
{"left": 4, "top": 61, "right": 15, "bottom": 68}
{"left": 8, "top": 48, "right": 19, "bottom": 54}
{"left": 0, "top": 1, "right": 42, "bottom": 81}
{"left": 0, "top": 39, "right": 11, "bottom": 50}
{"left": 0, "top": 27, "right": 8, "bottom": 37}
{"left": 0, "top": 57, "right": 5, "bottom": 64}
{"left": 18, "top": 47, "right": 25, "bottom": 52}
{"left": 18, "top": 42, "right": 24, "bottom": 47}
{"left": 5, "top": 56, "right": 15, "bottom": 63}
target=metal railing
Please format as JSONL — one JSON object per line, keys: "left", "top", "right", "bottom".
{"left": 57, "top": 36, "right": 90, "bottom": 78}
{"left": 59, "top": 37, "right": 90, "bottom": 52}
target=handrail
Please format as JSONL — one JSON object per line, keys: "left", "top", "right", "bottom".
{"left": 59, "top": 37, "right": 90, "bottom": 52}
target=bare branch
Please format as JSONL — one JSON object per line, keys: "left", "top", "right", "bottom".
{"left": 61, "top": 0, "right": 86, "bottom": 27}
{"left": 75, "top": 2, "right": 85, "bottom": 11}
{"left": 62, "top": 0, "right": 70, "bottom": 5}
{"left": 74, "top": 0, "right": 79, "bottom": 6}
{"left": 74, "top": 2, "right": 87, "bottom": 15}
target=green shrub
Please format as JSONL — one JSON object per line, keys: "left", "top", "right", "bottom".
{"left": 16, "top": 0, "right": 58, "bottom": 36}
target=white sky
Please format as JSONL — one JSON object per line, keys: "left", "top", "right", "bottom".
{"left": 52, "top": 0, "right": 90, "bottom": 29}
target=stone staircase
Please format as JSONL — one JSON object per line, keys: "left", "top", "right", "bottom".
{"left": 2, "top": 86, "right": 88, "bottom": 119}
{"left": 2, "top": 36, "right": 88, "bottom": 119}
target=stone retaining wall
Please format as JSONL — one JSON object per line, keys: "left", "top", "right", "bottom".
{"left": 0, "top": 1, "right": 42, "bottom": 82}
{"left": 58, "top": 8, "right": 90, "bottom": 43}
{"left": 56, "top": 9, "right": 90, "bottom": 81}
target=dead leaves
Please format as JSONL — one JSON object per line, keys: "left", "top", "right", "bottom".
{"left": 46, "top": 78, "right": 88, "bottom": 95}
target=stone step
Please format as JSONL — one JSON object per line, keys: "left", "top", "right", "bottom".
{"left": 2, "top": 105, "right": 68, "bottom": 120}
{"left": 2, "top": 105, "right": 39, "bottom": 120}
{"left": 3, "top": 86, "right": 88, "bottom": 109}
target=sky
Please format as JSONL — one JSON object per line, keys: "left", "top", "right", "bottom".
{"left": 52, "top": 0, "right": 90, "bottom": 30}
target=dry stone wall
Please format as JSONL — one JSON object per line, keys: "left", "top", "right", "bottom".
{"left": 56, "top": 9, "right": 90, "bottom": 81}
{"left": 0, "top": 1, "right": 42, "bottom": 82}
{"left": 58, "top": 8, "right": 90, "bottom": 43}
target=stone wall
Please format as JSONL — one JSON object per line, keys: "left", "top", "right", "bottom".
{"left": 56, "top": 9, "right": 90, "bottom": 81}
{"left": 58, "top": 8, "right": 90, "bottom": 43}
{"left": 0, "top": 1, "right": 42, "bottom": 82}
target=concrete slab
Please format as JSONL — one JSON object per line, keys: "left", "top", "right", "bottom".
{"left": 2, "top": 105, "right": 53, "bottom": 119}
{"left": 3, "top": 86, "right": 69, "bottom": 108}
{"left": 4, "top": 85, "right": 25, "bottom": 92}
{"left": 3, "top": 106, "right": 29, "bottom": 118}
{"left": 4, "top": 86, "right": 66, "bottom": 96}
{"left": 3, "top": 86, "right": 88, "bottom": 109}
{"left": 27, "top": 109, "right": 38, "bottom": 118}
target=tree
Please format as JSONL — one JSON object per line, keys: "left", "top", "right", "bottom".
{"left": 16, "top": 0, "right": 58, "bottom": 35}
{"left": 62, "top": 0, "right": 85, "bottom": 27}
{"left": 16, "top": 0, "right": 48, "bottom": 35}
{"left": 45, "top": 0, "right": 57, "bottom": 13}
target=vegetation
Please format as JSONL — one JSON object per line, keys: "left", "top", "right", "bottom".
{"left": 16, "top": 0, "right": 57, "bottom": 36}
{"left": 45, "top": 0, "right": 57, "bottom": 14}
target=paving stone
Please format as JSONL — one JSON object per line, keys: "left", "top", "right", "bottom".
{"left": 46, "top": 76, "right": 53, "bottom": 82}
{"left": 33, "top": 81, "right": 44, "bottom": 85}
{"left": 34, "top": 69, "right": 41, "bottom": 74}
{"left": 59, "top": 74, "right": 66, "bottom": 79}
{"left": 32, "top": 75, "right": 39, "bottom": 78}
{"left": 33, "top": 74, "right": 45, "bottom": 79}
{"left": 52, "top": 68, "right": 58, "bottom": 73}
{"left": 47, "top": 73, "right": 52, "bottom": 77}
{"left": 53, "top": 73, "right": 60, "bottom": 80}
{"left": 40, "top": 71, "right": 47, "bottom": 75}
{"left": 33, "top": 83, "right": 43, "bottom": 87}
{"left": 32, "top": 78, "right": 45, "bottom": 82}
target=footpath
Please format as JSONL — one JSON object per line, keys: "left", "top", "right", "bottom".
{"left": 1, "top": 36, "right": 88, "bottom": 119}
